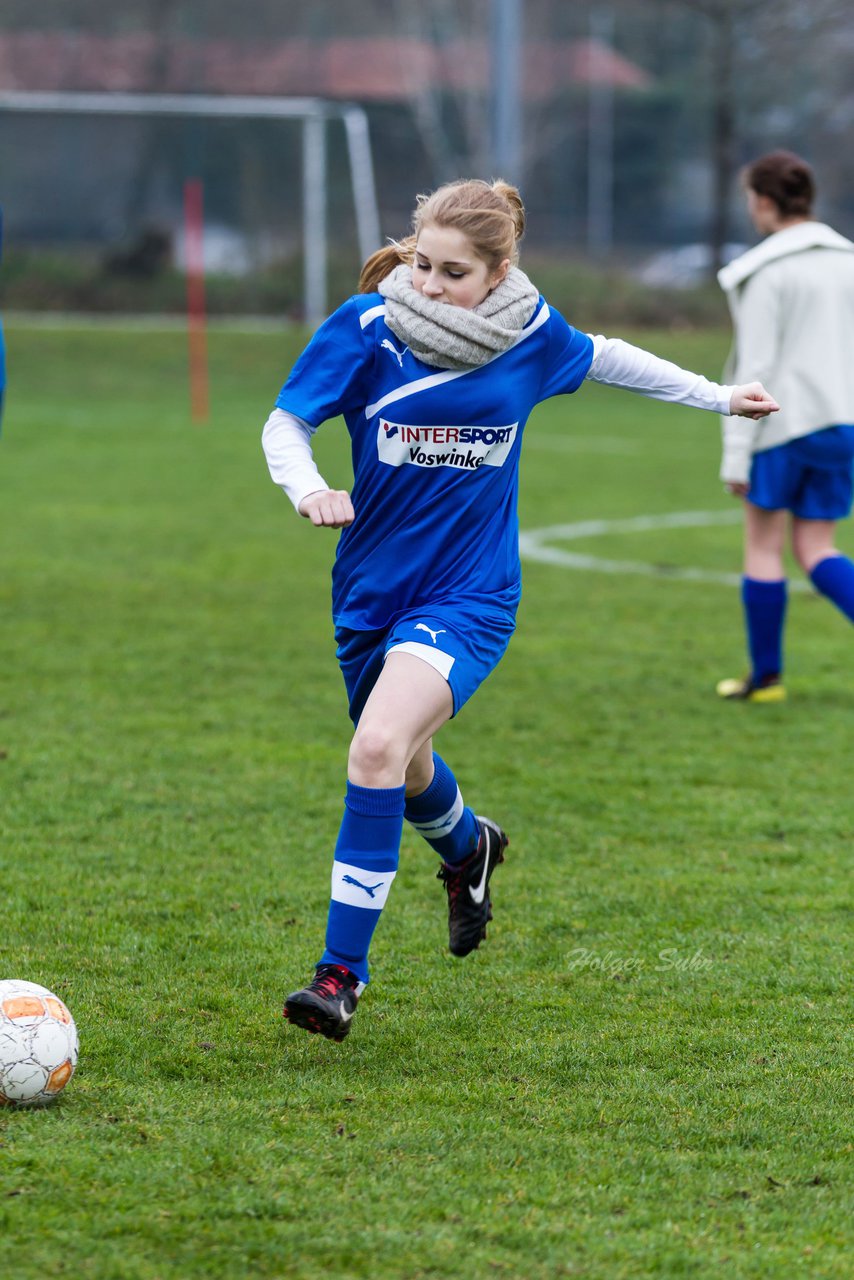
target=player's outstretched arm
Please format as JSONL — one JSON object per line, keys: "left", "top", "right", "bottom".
{"left": 728, "top": 382, "right": 780, "bottom": 419}
{"left": 298, "top": 489, "right": 355, "bottom": 528}
{"left": 585, "top": 336, "right": 780, "bottom": 418}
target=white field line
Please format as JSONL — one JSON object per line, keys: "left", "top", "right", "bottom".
{"left": 519, "top": 509, "right": 812, "bottom": 592}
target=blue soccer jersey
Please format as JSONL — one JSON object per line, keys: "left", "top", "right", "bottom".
{"left": 276, "top": 293, "right": 593, "bottom": 631}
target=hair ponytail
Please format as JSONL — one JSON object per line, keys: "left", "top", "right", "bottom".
{"left": 744, "top": 150, "right": 816, "bottom": 218}
{"left": 489, "top": 179, "right": 526, "bottom": 244}
{"left": 358, "top": 236, "right": 416, "bottom": 294}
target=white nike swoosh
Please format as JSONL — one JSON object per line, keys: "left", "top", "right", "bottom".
{"left": 469, "top": 836, "right": 492, "bottom": 904}
{"left": 338, "top": 1003, "right": 355, "bottom": 1024}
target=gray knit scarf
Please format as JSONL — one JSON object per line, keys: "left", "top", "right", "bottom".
{"left": 377, "top": 263, "right": 540, "bottom": 370}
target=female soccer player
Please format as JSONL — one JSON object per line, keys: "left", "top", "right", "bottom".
{"left": 716, "top": 151, "right": 854, "bottom": 701}
{"left": 263, "top": 178, "right": 777, "bottom": 1041}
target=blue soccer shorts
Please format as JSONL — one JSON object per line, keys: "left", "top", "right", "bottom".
{"left": 335, "top": 601, "right": 517, "bottom": 724}
{"left": 748, "top": 425, "right": 854, "bottom": 519}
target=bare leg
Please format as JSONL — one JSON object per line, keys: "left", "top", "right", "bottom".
{"left": 348, "top": 651, "right": 454, "bottom": 789}
{"left": 794, "top": 516, "right": 854, "bottom": 624}
{"left": 743, "top": 502, "right": 788, "bottom": 579}
{"left": 791, "top": 517, "right": 839, "bottom": 574}
{"left": 405, "top": 738, "right": 436, "bottom": 798}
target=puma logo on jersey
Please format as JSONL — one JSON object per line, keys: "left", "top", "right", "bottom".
{"left": 381, "top": 339, "right": 407, "bottom": 367}
{"left": 414, "top": 624, "right": 446, "bottom": 645}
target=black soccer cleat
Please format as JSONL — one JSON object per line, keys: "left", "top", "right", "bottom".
{"left": 284, "top": 964, "right": 361, "bottom": 1042}
{"left": 437, "top": 815, "right": 508, "bottom": 957}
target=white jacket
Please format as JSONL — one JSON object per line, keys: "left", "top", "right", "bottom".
{"left": 717, "top": 221, "right": 854, "bottom": 483}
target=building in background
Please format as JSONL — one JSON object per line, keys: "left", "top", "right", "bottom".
{"left": 0, "top": 29, "right": 654, "bottom": 259}
{"left": 2, "top": 1, "right": 853, "bottom": 315}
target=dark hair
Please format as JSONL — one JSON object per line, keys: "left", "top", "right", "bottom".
{"left": 358, "top": 178, "right": 525, "bottom": 293}
{"left": 743, "top": 150, "right": 816, "bottom": 218}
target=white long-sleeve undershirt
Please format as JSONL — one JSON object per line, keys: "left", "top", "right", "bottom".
{"left": 263, "top": 336, "right": 736, "bottom": 511}
{"left": 261, "top": 409, "right": 330, "bottom": 512}
{"left": 585, "top": 335, "right": 734, "bottom": 414}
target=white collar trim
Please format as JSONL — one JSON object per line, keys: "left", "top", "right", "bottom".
{"left": 718, "top": 221, "right": 854, "bottom": 292}
{"left": 365, "top": 301, "right": 551, "bottom": 420}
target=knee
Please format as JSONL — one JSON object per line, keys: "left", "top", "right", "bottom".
{"left": 792, "top": 534, "right": 835, "bottom": 575}
{"left": 794, "top": 546, "right": 819, "bottom": 575}
{"left": 348, "top": 723, "right": 405, "bottom": 786}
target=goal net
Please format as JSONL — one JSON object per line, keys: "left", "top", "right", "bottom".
{"left": 0, "top": 90, "right": 381, "bottom": 325}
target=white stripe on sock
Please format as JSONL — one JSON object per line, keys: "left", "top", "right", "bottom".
{"left": 331, "top": 860, "right": 396, "bottom": 909}
{"left": 407, "top": 786, "right": 464, "bottom": 839}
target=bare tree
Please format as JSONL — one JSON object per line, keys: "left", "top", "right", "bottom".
{"left": 120, "top": 0, "right": 181, "bottom": 234}
{"left": 392, "top": 0, "right": 494, "bottom": 183}
{"left": 654, "top": 0, "right": 854, "bottom": 268}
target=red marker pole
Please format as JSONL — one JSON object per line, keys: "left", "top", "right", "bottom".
{"left": 184, "top": 178, "right": 209, "bottom": 422}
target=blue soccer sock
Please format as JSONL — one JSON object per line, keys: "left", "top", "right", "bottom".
{"left": 810, "top": 554, "right": 854, "bottom": 624}
{"left": 742, "top": 576, "right": 787, "bottom": 683}
{"left": 404, "top": 753, "right": 479, "bottom": 865}
{"left": 319, "top": 781, "right": 405, "bottom": 986}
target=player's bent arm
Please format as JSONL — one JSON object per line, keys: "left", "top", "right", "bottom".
{"left": 262, "top": 407, "right": 332, "bottom": 513}
{"left": 585, "top": 336, "right": 779, "bottom": 418}
{"left": 720, "top": 414, "right": 758, "bottom": 487}
{"left": 718, "top": 386, "right": 777, "bottom": 493}
{"left": 261, "top": 409, "right": 354, "bottom": 528}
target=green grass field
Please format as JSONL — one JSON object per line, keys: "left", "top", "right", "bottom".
{"left": 1, "top": 319, "right": 851, "bottom": 1278}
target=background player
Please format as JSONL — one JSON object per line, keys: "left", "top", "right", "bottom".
{"left": 263, "top": 178, "right": 778, "bottom": 1041}
{"left": 717, "top": 150, "right": 854, "bottom": 701}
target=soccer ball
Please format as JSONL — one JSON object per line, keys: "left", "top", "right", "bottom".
{"left": 0, "top": 980, "right": 79, "bottom": 1107}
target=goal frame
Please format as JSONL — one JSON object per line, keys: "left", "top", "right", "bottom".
{"left": 0, "top": 89, "right": 382, "bottom": 326}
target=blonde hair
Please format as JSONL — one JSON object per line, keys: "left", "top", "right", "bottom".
{"left": 358, "top": 178, "right": 526, "bottom": 293}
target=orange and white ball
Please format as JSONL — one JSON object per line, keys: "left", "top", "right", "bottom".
{"left": 0, "top": 980, "right": 79, "bottom": 1106}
